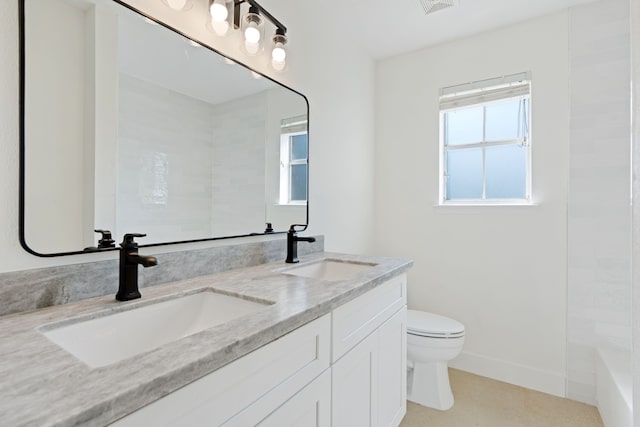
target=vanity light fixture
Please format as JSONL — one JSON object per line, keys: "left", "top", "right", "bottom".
{"left": 206, "top": 0, "right": 289, "bottom": 69}
{"left": 168, "top": 0, "right": 289, "bottom": 69}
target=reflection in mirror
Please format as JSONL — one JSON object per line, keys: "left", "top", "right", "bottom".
{"left": 21, "top": 0, "right": 308, "bottom": 256}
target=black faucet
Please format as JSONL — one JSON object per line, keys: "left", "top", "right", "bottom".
{"left": 83, "top": 229, "right": 116, "bottom": 252}
{"left": 286, "top": 225, "right": 316, "bottom": 263}
{"left": 116, "top": 233, "right": 158, "bottom": 301}
{"left": 95, "top": 229, "right": 116, "bottom": 249}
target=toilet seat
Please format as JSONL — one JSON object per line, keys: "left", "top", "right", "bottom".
{"left": 407, "top": 309, "right": 465, "bottom": 339}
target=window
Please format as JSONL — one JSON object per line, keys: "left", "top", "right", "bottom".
{"left": 280, "top": 115, "right": 308, "bottom": 205}
{"left": 439, "top": 73, "right": 531, "bottom": 205}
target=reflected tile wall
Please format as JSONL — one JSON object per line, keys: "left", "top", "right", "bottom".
{"left": 210, "top": 92, "right": 267, "bottom": 236}
{"left": 118, "top": 74, "right": 215, "bottom": 242}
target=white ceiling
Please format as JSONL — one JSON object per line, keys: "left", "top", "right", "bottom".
{"left": 322, "top": 0, "right": 597, "bottom": 59}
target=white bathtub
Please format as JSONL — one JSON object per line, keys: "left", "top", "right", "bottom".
{"left": 596, "top": 348, "right": 632, "bottom": 427}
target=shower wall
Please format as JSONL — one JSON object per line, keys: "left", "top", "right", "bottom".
{"left": 567, "top": 0, "right": 631, "bottom": 405}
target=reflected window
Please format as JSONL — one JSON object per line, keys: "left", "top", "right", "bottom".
{"left": 280, "top": 115, "right": 308, "bottom": 205}
{"left": 439, "top": 73, "right": 531, "bottom": 204}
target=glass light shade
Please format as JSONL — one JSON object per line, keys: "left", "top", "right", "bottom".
{"left": 242, "top": 10, "right": 263, "bottom": 45}
{"left": 271, "top": 31, "right": 287, "bottom": 68}
{"left": 165, "top": 0, "right": 187, "bottom": 10}
{"left": 211, "top": 20, "right": 229, "bottom": 36}
{"left": 272, "top": 43, "right": 286, "bottom": 63}
{"left": 271, "top": 59, "right": 286, "bottom": 71}
{"left": 244, "top": 40, "right": 260, "bottom": 55}
{"left": 210, "top": 0, "right": 228, "bottom": 22}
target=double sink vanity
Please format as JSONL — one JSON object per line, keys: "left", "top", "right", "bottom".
{"left": 0, "top": 252, "right": 412, "bottom": 426}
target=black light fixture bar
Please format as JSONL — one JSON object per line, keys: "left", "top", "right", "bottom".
{"left": 233, "top": 0, "right": 287, "bottom": 34}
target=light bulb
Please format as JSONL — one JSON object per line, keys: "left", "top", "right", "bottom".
{"left": 210, "top": 0, "right": 228, "bottom": 22}
{"left": 166, "top": 0, "right": 187, "bottom": 10}
{"left": 244, "top": 22, "right": 261, "bottom": 44}
{"left": 272, "top": 42, "right": 286, "bottom": 63}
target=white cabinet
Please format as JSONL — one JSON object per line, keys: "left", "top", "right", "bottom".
{"left": 112, "top": 273, "right": 407, "bottom": 427}
{"left": 332, "top": 328, "right": 379, "bottom": 426}
{"left": 252, "top": 369, "right": 331, "bottom": 427}
{"left": 332, "top": 307, "right": 407, "bottom": 427}
{"left": 111, "top": 314, "right": 331, "bottom": 427}
{"left": 377, "top": 307, "right": 407, "bottom": 427}
{"left": 331, "top": 274, "right": 407, "bottom": 427}
{"left": 332, "top": 274, "right": 406, "bottom": 362}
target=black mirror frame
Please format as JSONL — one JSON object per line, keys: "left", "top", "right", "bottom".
{"left": 18, "top": 0, "right": 309, "bottom": 257}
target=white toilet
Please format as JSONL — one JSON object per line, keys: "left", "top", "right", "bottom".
{"left": 406, "top": 309, "right": 465, "bottom": 411}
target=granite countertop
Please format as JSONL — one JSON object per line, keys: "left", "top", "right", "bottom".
{"left": 0, "top": 252, "right": 412, "bottom": 427}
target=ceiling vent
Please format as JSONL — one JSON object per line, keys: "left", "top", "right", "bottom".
{"left": 418, "top": 0, "right": 456, "bottom": 15}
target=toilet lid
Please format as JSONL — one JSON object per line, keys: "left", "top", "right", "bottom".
{"left": 407, "top": 310, "right": 465, "bottom": 338}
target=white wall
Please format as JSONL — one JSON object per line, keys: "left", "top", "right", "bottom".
{"left": 567, "top": 0, "right": 631, "bottom": 405}
{"left": 0, "top": 0, "right": 375, "bottom": 272}
{"left": 264, "top": 87, "right": 307, "bottom": 231}
{"left": 631, "top": 0, "right": 640, "bottom": 423}
{"left": 23, "top": 0, "right": 120, "bottom": 254}
{"left": 91, "top": 3, "right": 120, "bottom": 249}
{"left": 374, "top": 13, "right": 570, "bottom": 396}
{"left": 24, "top": 0, "right": 88, "bottom": 253}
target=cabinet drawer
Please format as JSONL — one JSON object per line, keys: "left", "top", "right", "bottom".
{"left": 228, "top": 369, "right": 331, "bottom": 427}
{"left": 332, "top": 274, "right": 406, "bottom": 362}
{"left": 111, "top": 314, "right": 331, "bottom": 427}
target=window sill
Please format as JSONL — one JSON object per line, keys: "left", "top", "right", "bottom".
{"left": 433, "top": 201, "right": 538, "bottom": 213}
{"left": 435, "top": 202, "right": 537, "bottom": 207}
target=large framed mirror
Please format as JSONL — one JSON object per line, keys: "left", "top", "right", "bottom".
{"left": 19, "top": 0, "right": 308, "bottom": 256}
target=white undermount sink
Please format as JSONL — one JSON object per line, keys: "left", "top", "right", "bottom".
{"left": 40, "top": 290, "right": 271, "bottom": 368}
{"left": 281, "top": 259, "right": 377, "bottom": 281}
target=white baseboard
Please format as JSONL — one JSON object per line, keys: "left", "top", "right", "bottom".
{"left": 448, "top": 351, "right": 566, "bottom": 397}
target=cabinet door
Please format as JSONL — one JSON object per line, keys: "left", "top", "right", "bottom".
{"left": 378, "top": 307, "right": 407, "bottom": 427}
{"left": 255, "top": 369, "right": 331, "bottom": 427}
{"left": 332, "top": 274, "right": 406, "bottom": 361}
{"left": 111, "top": 314, "right": 330, "bottom": 427}
{"left": 332, "top": 331, "right": 379, "bottom": 427}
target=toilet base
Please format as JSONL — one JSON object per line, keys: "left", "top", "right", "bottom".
{"left": 407, "top": 360, "right": 454, "bottom": 411}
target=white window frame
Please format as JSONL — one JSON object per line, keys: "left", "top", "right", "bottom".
{"left": 279, "top": 130, "right": 308, "bottom": 205}
{"left": 438, "top": 73, "right": 532, "bottom": 206}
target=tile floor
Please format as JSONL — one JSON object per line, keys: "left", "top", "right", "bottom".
{"left": 400, "top": 369, "right": 604, "bottom": 427}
